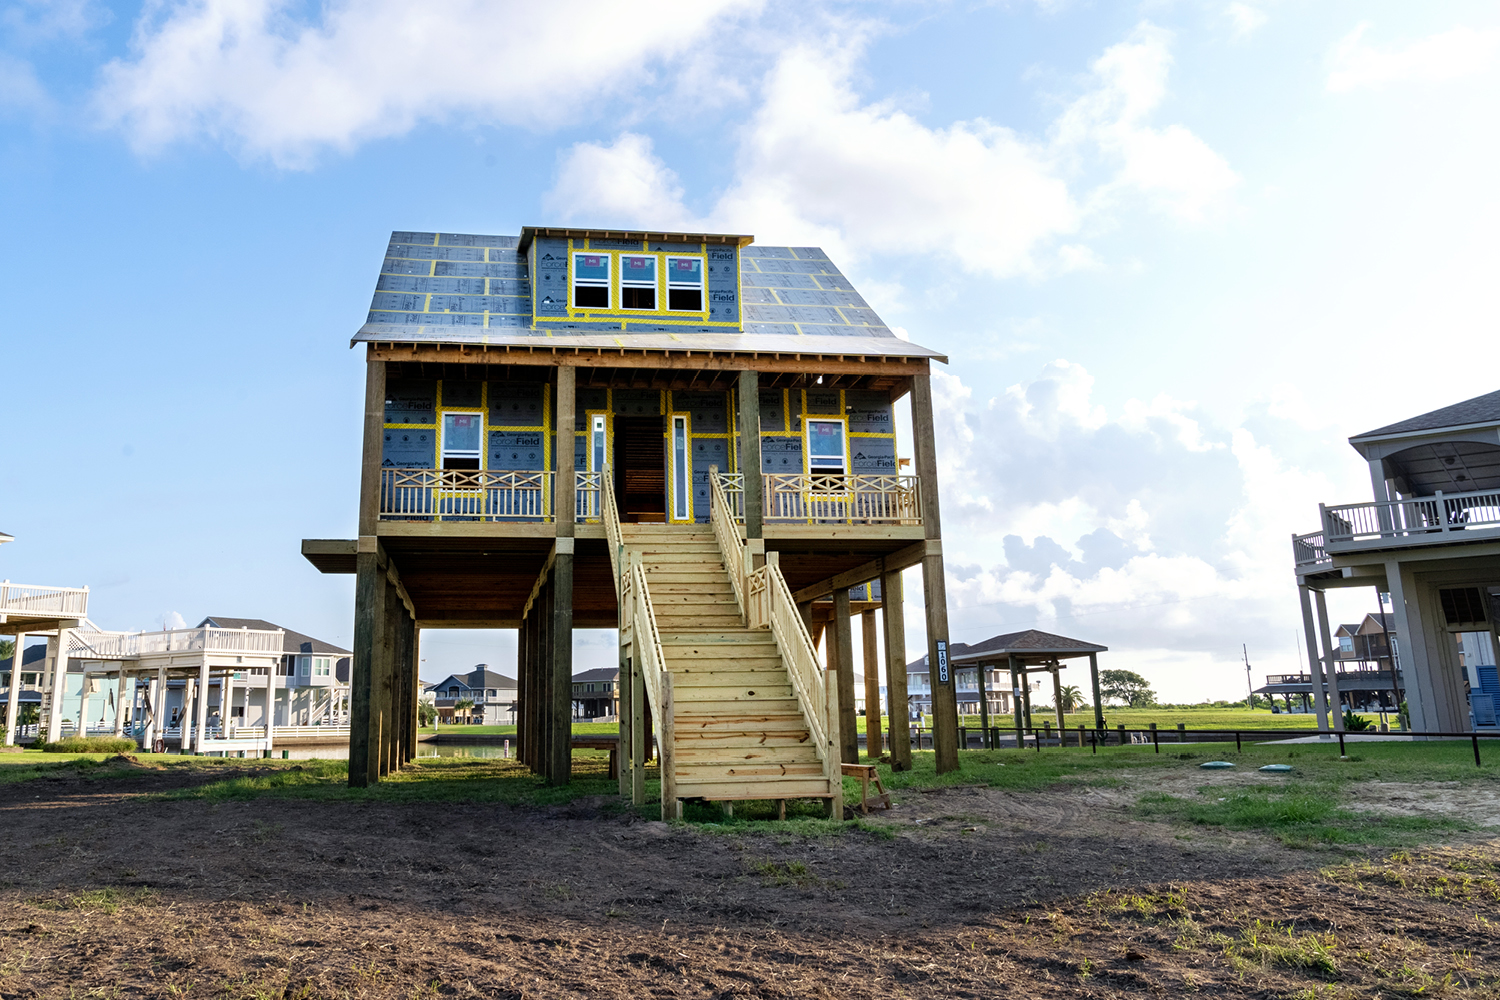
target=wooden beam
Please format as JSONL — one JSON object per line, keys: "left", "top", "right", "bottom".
{"left": 368, "top": 343, "right": 931, "bottom": 378}
{"left": 861, "top": 609, "right": 882, "bottom": 758}
{"left": 881, "top": 567, "right": 911, "bottom": 771}
{"left": 912, "top": 373, "right": 958, "bottom": 774}
{"left": 738, "top": 370, "right": 763, "bottom": 540}
{"left": 358, "top": 360, "right": 387, "bottom": 537}
{"left": 833, "top": 589, "right": 858, "bottom": 765}
{"left": 790, "top": 540, "right": 929, "bottom": 603}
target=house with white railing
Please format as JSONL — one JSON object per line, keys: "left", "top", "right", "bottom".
{"left": 1293, "top": 389, "right": 1500, "bottom": 733}
{"left": 1, "top": 530, "right": 91, "bottom": 746}
{"left": 303, "top": 226, "right": 963, "bottom": 811}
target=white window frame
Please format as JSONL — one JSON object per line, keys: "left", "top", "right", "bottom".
{"left": 664, "top": 255, "right": 705, "bottom": 312}
{"left": 440, "top": 410, "right": 484, "bottom": 471}
{"left": 670, "top": 413, "right": 691, "bottom": 522}
{"left": 619, "top": 254, "right": 657, "bottom": 311}
{"left": 313, "top": 657, "right": 331, "bottom": 678}
{"left": 590, "top": 414, "right": 608, "bottom": 472}
{"left": 804, "top": 417, "right": 848, "bottom": 476}
{"left": 297, "top": 656, "right": 310, "bottom": 679}
{"left": 571, "top": 252, "right": 611, "bottom": 310}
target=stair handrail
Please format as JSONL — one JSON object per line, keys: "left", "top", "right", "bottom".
{"left": 602, "top": 463, "right": 623, "bottom": 592}
{"left": 746, "top": 552, "right": 833, "bottom": 773}
{"left": 707, "top": 466, "right": 747, "bottom": 620}
{"left": 623, "top": 551, "right": 669, "bottom": 748}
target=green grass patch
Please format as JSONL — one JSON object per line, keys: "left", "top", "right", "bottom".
{"left": 421, "top": 722, "right": 621, "bottom": 737}
{"left": 37, "top": 736, "right": 138, "bottom": 753}
{"left": 1135, "top": 787, "right": 1470, "bottom": 847}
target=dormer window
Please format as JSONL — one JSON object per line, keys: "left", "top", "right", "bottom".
{"left": 620, "top": 255, "right": 656, "bottom": 309}
{"left": 572, "top": 253, "right": 610, "bottom": 308}
{"left": 666, "top": 256, "right": 703, "bottom": 311}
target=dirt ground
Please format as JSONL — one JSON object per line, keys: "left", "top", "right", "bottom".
{"left": 2, "top": 762, "right": 1499, "bottom": 998}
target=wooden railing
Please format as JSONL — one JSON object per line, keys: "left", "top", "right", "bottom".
{"left": 602, "top": 465, "right": 624, "bottom": 586}
{"left": 1291, "top": 530, "right": 1329, "bottom": 568}
{"left": 576, "top": 471, "right": 602, "bottom": 522}
{"left": 708, "top": 468, "right": 748, "bottom": 619}
{"left": 746, "top": 553, "right": 835, "bottom": 780}
{"left": 621, "top": 550, "right": 674, "bottom": 814}
{"left": 73, "top": 627, "right": 284, "bottom": 659}
{"left": 763, "top": 474, "right": 921, "bottom": 524}
{"left": 380, "top": 469, "right": 554, "bottom": 521}
{"left": 1320, "top": 487, "right": 1500, "bottom": 547}
{"left": 0, "top": 581, "right": 89, "bottom": 618}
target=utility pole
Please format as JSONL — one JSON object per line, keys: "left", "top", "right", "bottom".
{"left": 1243, "top": 644, "right": 1253, "bottom": 710}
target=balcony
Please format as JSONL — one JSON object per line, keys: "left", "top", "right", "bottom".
{"left": 72, "top": 626, "right": 285, "bottom": 660}
{"left": 1294, "top": 486, "right": 1500, "bottom": 567}
{"left": 379, "top": 469, "right": 923, "bottom": 526}
{"left": 0, "top": 581, "right": 89, "bottom": 622}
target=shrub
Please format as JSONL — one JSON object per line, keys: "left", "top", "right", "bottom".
{"left": 40, "top": 736, "right": 139, "bottom": 754}
{"left": 1342, "top": 709, "right": 1375, "bottom": 732}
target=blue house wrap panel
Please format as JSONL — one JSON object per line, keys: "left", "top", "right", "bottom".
{"left": 673, "top": 391, "right": 729, "bottom": 433}
{"left": 803, "top": 390, "right": 841, "bottom": 416}
{"left": 488, "top": 382, "right": 545, "bottom": 426}
{"left": 386, "top": 379, "right": 435, "bottom": 423}
{"left": 383, "top": 429, "right": 435, "bottom": 468}
{"left": 613, "top": 389, "right": 660, "bottom": 417}
{"left": 761, "top": 436, "right": 802, "bottom": 473}
{"left": 846, "top": 391, "right": 894, "bottom": 433}
{"left": 442, "top": 380, "right": 483, "bottom": 408}
{"left": 851, "top": 436, "right": 897, "bottom": 473}
{"left": 533, "top": 239, "right": 569, "bottom": 317}
{"left": 759, "top": 390, "right": 785, "bottom": 432}
{"left": 488, "top": 431, "right": 546, "bottom": 471}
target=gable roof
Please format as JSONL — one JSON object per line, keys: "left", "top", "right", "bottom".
{"left": 950, "top": 630, "right": 1108, "bottom": 662}
{"left": 354, "top": 230, "right": 945, "bottom": 362}
{"left": 572, "top": 667, "right": 620, "bottom": 683}
{"left": 1353, "top": 389, "right": 1500, "bottom": 441}
{"left": 0, "top": 643, "right": 46, "bottom": 671}
{"left": 197, "top": 617, "right": 351, "bottom": 656}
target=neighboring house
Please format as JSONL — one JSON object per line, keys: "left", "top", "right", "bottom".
{"left": 198, "top": 617, "right": 352, "bottom": 728}
{"left": 425, "top": 665, "right": 516, "bottom": 725}
{"left": 571, "top": 668, "right": 619, "bottom": 720}
{"left": 1293, "top": 388, "right": 1500, "bottom": 731}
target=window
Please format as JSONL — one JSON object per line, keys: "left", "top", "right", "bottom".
{"left": 806, "top": 419, "right": 846, "bottom": 476}
{"left": 297, "top": 656, "right": 310, "bottom": 678}
{"left": 572, "top": 253, "right": 609, "bottom": 309}
{"left": 313, "top": 657, "right": 331, "bottom": 677}
{"left": 665, "top": 256, "right": 703, "bottom": 311}
{"left": 591, "top": 414, "right": 607, "bottom": 472}
{"left": 487, "top": 689, "right": 496, "bottom": 698}
{"left": 671, "top": 414, "right": 690, "bottom": 521}
{"left": 441, "top": 413, "right": 482, "bottom": 471}
{"left": 1338, "top": 637, "right": 1354, "bottom": 654}
{"left": 620, "top": 254, "right": 656, "bottom": 309}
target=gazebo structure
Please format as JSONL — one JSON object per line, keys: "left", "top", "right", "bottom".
{"left": 949, "top": 629, "right": 1109, "bottom": 745}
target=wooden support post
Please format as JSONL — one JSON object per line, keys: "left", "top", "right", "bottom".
{"left": 1009, "top": 655, "right": 1023, "bottom": 736}
{"left": 113, "top": 669, "right": 128, "bottom": 737}
{"left": 833, "top": 589, "right": 858, "bottom": 764}
{"left": 405, "top": 620, "right": 420, "bottom": 764}
{"left": 551, "top": 365, "right": 577, "bottom": 786}
{"left": 1052, "top": 665, "right": 1065, "bottom": 733}
{"left": 880, "top": 568, "right": 912, "bottom": 771}
{"left": 377, "top": 574, "right": 397, "bottom": 776}
{"left": 194, "top": 655, "right": 211, "bottom": 755}
{"left": 617, "top": 638, "right": 631, "bottom": 798}
{"left": 825, "top": 661, "right": 844, "bottom": 819}
{"left": 1298, "top": 584, "right": 1331, "bottom": 732}
{"left": 660, "top": 672, "right": 678, "bottom": 820}
{"left": 350, "top": 548, "right": 384, "bottom": 786}
{"left": 911, "top": 373, "right": 958, "bottom": 774}
{"left": 738, "top": 370, "right": 763, "bottom": 543}
{"left": 976, "top": 663, "right": 992, "bottom": 749}
{"left": 3, "top": 632, "right": 23, "bottom": 746}
{"left": 1314, "top": 588, "right": 1345, "bottom": 732}
{"left": 861, "top": 609, "right": 882, "bottom": 758}
{"left": 1089, "top": 652, "right": 1104, "bottom": 731}
{"left": 631, "top": 653, "right": 647, "bottom": 806}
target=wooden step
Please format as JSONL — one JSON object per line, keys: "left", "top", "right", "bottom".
{"left": 671, "top": 714, "right": 812, "bottom": 734}
{"left": 674, "top": 687, "right": 795, "bottom": 705}
{"left": 671, "top": 669, "right": 792, "bottom": 686}
{"left": 673, "top": 731, "right": 816, "bottom": 748}
{"left": 650, "top": 592, "right": 738, "bottom": 605}
{"left": 672, "top": 780, "right": 834, "bottom": 802}
{"left": 659, "top": 634, "right": 778, "bottom": 648}
{"left": 674, "top": 760, "right": 827, "bottom": 779}
{"left": 674, "top": 698, "right": 803, "bottom": 716}
{"left": 674, "top": 745, "right": 822, "bottom": 765}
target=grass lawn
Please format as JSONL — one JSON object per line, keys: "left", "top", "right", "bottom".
{"left": 937, "top": 708, "right": 1382, "bottom": 731}
{"left": 5, "top": 736, "right": 1492, "bottom": 845}
{"left": 421, "top": 721, "right": 621, "bottom": 737}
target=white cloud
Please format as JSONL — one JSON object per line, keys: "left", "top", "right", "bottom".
{"left": 0, "top": 53, "right": 48, "bottom": 113}
{"left": 1225, "top": 3, "right": 1267, "bottom": 39}
{"left": 549, "top": 23, "right": 1236, "bottom": 278}
{"left": 1328, "top": 23, "right": 1500, "bottom": 93}
{"left": 2, "top": 0, "right": 110, "bottom": 42}
{"left": 95, "top": 0, "right": 757, "bottom": 167}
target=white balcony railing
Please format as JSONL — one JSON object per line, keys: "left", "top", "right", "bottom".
{"left": 1291, "top": 530, "right": 1329, "bottom": 569}
{"left": 0, "top": 581, "right": 88, "bottom": 619}
{"left": 72, "top": 627, "right": 284, "bottom": 660}
{"left": 377, "top": 470, "right": 925, "bottom": 526}
{"left": 1319, "top": 487, "right": 1500, "bottom": 548}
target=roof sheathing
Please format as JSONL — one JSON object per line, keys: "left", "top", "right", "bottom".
{"left": 355, "top": 231, "right": 946, "bottom": 363}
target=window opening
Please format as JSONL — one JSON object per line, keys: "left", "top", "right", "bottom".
{"left": 572, "top": 253, "right": 610, "bottom": 309}
{"left": 441, "top": 413, "right": 482, "bottom": 470}
{"left": 297, "top": 656, "right": 310, "bottom": 678}
{"left": 314, "top": 657, "right": 331, "bottom": 677}
{"left": 671, "top": 415, "right": 690, "bottom": 521}
{"left": 591, "top": 414, "right": 607, "bottom": 472}
{"left": 620, "top": 254, "right": 656, "bottom": 310}
{"left": 666, "top": 256, "right": 703, "bottom": 311}
{"left": 806, "top": 419, "right": 847, "bottom": 477}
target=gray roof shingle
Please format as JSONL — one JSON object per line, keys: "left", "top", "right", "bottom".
{"left": 1354, "top": 389, "right": 1500, "bottom": 440}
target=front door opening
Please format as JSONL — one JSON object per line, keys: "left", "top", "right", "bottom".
{"left": 615, "top": 416, "right": 666, "bottom": 523}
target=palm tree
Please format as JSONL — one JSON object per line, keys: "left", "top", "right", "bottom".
{"left": 453, "top": 698, "right": 475, "bottom": 726}
{"left": 1055, "top": 684, "right": 1086, "bottom": 715}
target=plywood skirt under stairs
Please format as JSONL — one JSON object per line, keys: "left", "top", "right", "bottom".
{"left": 621, "top": 526, "right": 838, "bottom": 810}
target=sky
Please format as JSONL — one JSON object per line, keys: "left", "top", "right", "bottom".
{"left": 2, "top": 0, "right": 1498, "bottom": 701}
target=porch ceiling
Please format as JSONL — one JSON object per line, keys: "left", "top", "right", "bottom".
{"left": 381, "top": 359, "right": 912, "bottom": 397}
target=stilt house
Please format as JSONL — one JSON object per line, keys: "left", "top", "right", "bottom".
{"left": 303, "top": 227, "right": 962, "bottom": 816}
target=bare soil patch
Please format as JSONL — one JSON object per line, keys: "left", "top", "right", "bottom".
{"left": 1, "top": 764, "right": 1497, "bottom": 997}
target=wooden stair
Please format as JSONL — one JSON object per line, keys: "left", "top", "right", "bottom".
{"left": 621, "top": 525, "right": 834, "bottom": 804}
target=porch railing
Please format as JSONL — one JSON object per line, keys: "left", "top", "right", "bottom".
{"left": 621, "top": 549, "right": 674, "bottom": 816}
{"left": 762, "top": 474, "right": 921, "bottom": 524}
{"left": 576, "top": 471, "right": 602, "bottom": 522}
{"left": 708, "top": 468, "right": 748, "bottom": 619}
{"left": 602, "top": 465, "right": 623, "bottom": 584}
{"left": 1291, "top": 530, "right": 1329, "bottom": 569}
{"left": 0, "top": 582, "right": 89, "bottom": 618}
{"left": 1320, "top": 487, "right": 1500, "bottom": 546}
{"left": 380, "top": 469, "right": 554, "bottom": 521}
{"left": 72, "top": 627, "right": 284, "bottom": 659}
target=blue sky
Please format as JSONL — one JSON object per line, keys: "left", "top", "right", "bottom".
{"left": 3, "top": 0, "right": 1498, "bottom": 699}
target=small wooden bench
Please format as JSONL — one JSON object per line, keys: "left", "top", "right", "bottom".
{"left": 841, "top": 763, "right": 891, "bottom": 814}
{"left": 571, "top": 736, "right": 619, "bottom": 779}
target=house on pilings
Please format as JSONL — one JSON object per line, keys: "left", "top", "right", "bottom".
{"left": 302, "top": 227, "right": 962, "bottom": 817}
